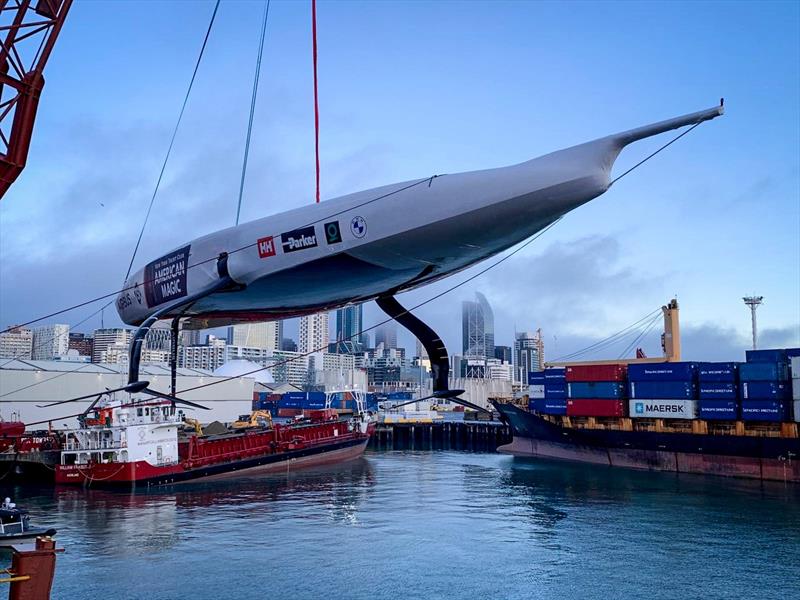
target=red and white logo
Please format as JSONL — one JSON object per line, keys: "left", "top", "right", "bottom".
{"left": 257, "top": 236, "right": 276, "bottom": 258}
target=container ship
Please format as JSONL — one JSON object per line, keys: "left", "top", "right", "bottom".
{"left": 493, "top": 301, "right": 800, "bottom": 483}
{"left": 55, "top": 400, "right": 375, "bottom": 488}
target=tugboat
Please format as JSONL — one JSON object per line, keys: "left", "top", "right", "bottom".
{"left": 55, "top": 398, "right": 375, "bottom": 488}
{"left": 0, "top": 498, "right": 56, "bottom": 547}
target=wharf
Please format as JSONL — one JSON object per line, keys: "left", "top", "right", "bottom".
{"left": 369, "top": 420, "right": 511, "bottom": 452}
{"left": 0, "top": 450, "right": 60, "bottom": 482}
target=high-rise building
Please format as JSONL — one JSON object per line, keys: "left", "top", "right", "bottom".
{"left": 31, "top": 324, "right": 69, "bottom": 360}
{"left": 462, "top": 292, "right": 494, "bottom": 360}
{"left": 281, "top": 337, "right": 297, "bottom": 352}
{"left": 374, "top": 321, "right": 397, "bottom": 350}
{"left": 68, "top": 333, "right": 93, "bottom": 358}
{"left": 514, "top": 329, "right": 544, "bottom": 383}
{"left": 334, "top": 305, "right": 365, "bottom": 353}
{"left": 494, "top": 345, "right": 512, "bottom": 364}
{"left": 180, "top": 329, "right": 205, "bottom": 347}
{"left": 92, "top": 328, "right": 133, "bottom": 363}
{"left": 0, "top": 327, "right": 33, "bottom": 359}
{"left": 144, "top": 322, "right": 172, "bottom": 352}
{"left": 299, "top": 312, "right": 329, "bottom": 354}
{"left": 227, "top": 321, "right": 281, "bottom": 351}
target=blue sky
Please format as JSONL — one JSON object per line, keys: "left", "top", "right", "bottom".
{"left": 1, "top": 0, "right": 798, "bottom": 361}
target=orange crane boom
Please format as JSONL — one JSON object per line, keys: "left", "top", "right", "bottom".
{"left": 0, "top": 0, "right": 71, "bottom": 199}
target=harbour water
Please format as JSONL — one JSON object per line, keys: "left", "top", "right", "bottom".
{"left": 4, "top": 450, "right": 800, "bottom": 599}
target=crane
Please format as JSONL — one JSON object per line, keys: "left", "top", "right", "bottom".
{"left": 0, "top": 0, "right": 71, "bottom": 199}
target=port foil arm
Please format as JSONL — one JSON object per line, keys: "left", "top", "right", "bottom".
{"left": 609, "top": 100, "right": 724, "bottom": 149}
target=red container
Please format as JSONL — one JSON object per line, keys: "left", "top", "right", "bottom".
{"left": 566, "top": 399, "right": 626, "bottom": 417}
{"left": 565, "top": 364, "right": 628, "bottom": 382}
{"left": 277, "top": 408, "right": 303, "bottom": 418}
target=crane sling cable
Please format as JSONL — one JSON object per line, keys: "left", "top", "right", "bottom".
{"left": 24, "top": 218, "right": 563, "bottom": 425}
{"left": 618, "top": 311, "right": 663, "bottom": 359}
{"left": 124, "top": 0, "right": 221, "bottom": 280}
{"left": 4, "top": 118, "right": 712, "bottom": 336}
{"left": 551, "top": 307, "right": 662, "bottom": 362}
{"left": 235, "top": 0, "right": 271, "bottom": 226}
{"left": 312, "top": 0, "right": 320, "bottom": 203}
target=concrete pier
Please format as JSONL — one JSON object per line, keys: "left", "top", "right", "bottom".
{"left": 369, "top": 421, "right": 511, "bottom": 452}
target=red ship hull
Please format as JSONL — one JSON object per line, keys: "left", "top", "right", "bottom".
{"left": 56, "top": 418, "right": 375, "bottom": 488}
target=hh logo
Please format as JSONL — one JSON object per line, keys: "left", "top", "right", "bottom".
{"left": 258, "top": 236, "right": 276, "bottom": 258}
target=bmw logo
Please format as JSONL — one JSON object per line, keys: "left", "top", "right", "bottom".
{"left": 350, "top": 216, "right": 367, "bottom": 238}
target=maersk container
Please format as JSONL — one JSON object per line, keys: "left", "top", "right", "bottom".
{"left": 529, "top": 384, "right": 545, "bottom": 399}
{"left": 629, "top": 399, "right": 698, "bottom": 419}
{"left": 627, "top": 362, "right": 698, "bottom": 382}
{"left": 544, "top": 384, "right": 567, "bottom": 399}
{"left": 528, "top": 372, "right": 546, "bottom": 385}
{"left": 530, "top": 398, "right": 567, "bottom": 416}
{"left": 740, "top": 399, "right": 790, "bottom": 422}
{"left": 745, "top": 349, "right": 788, "bottom": 364}
{"left": 738, "top": 362, "right": 789, "bottom": 382}
{"left": 697, "top": 362, "right": 738, "bottom": 383}
{"left": 698, "top": 399, "right": 738, "bottom": 420}
{"left": 566, "top": 399, "right": 626, "bottom": 417}
{"left": 629, "top": 380, "right": 697, "bottom": 400}
{"left": 567, "top": 381, "right": 626, "bottom": 399}
{"left": 698, "top": 382, "right": 737, "bottom": 400}
{"left": 794, "top": 401, "right": 800, "bottom": 423}
{"left": 791, "top": 356, "right": 800, "bottom": 379}
{"left": 565, "top": 364, "right": 627, "bottom": 382}
{"left": 740, "top": 381, "right": 790, "bottom": 400}
{"left": 794, "top": 379, "right": 800, "bottom": 401}
{"left": 544, "top": 368, "right": 566, "bottom": 382}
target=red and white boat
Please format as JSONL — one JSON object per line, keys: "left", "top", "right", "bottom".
{"left": 55, "top": 400, "right": 375, "bottom": 488}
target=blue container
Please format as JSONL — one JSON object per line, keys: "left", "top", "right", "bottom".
{"left": 627, "top": 362, "right": 698, "bottom": 382}
{"left": 698, "top": 399, "right": 738, "bottom": 420}
{"left": 279, "top": 395, "right": 302, "bottom": 408}
{"left": 388, "top": 391, "right": 413, "bottom": 400}
{"left": 786, "top": 348, "right": 800, "bottom": 358}
{"left": 698, "top": 382, "right": 737, "bottom": 400}
{"left": 365, "top": 393, "right": 378, "bottom": 410}
{"left": 740, "top": 381, "right": 790, "bottom": 400}
{"left": 544, "top": 384, "right": 567, "bottom": 399}
{"left": 740, "top": 400, "right": 789, "bottom": 422}
{"left": 629, "top": 380, "right": 697, "bottom": 399}
{"left": 739, "top": 362, "right": 789, "bottom": 382}
{"left": 745, "top": 349, "right": 788, "bottom": 364}
{"left": 697, "top": 362, "right": 738, "bottom": 382}
{"left": 567, "top": 381, "right": 626, "bottom": 399}
{"left": 302, "top": 392, "right": 326, "bottom": 410}
{"left": 530, "top": 398, "right": 567, "bottom": 416}
{"left": 544, "top": 368, "right": 566, "bottom": 382}
{"left": 528, "top": 372, "right": 546, "bottom": 385}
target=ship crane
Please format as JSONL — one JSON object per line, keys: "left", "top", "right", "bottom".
{"left": 0, "top": 0, "right": 71, "bottom": 198}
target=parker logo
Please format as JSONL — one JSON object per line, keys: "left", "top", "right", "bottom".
{"left": 257, "top": 236, "right": 276, "bottom": 258}
{"left": 281, "top": 226, "right": 317, "bottom": 253}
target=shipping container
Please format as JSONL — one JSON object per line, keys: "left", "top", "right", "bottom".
{"left": 301, "top": 392, "right": 326, "bottom": 410}
{"left": 629, "top": 380, "right": 697, "bottom": 400}
{"left": 738, "top": 362, "right": 789, "bottom": 382}
{"left": 786, "top": 348, "right": 800, "bottom": 358}
{"left": 745, "top": 349, "right": 788, "bottom": 364}
{"left": 740, "top": 400, "right": 790, "bottom": 422}
{"left": 544, "top": 368, "right": 566, "bottom": 382}
{"left": 794, "top": 380, "right": 800, "bottom": 402}
{"left": 530, "top": 398, "right": 567, "bottom": 416}
{"left": 277, "top": 408, "right": 303, "bottom": 418}
{"left": 740, "top": 381, "right": 790, "bottom": 400}
{"left": 698, "top": 382, "right": 737, "bottom": 400}
{"left": 565, "top": 364, "right": 627, "bottom": 382}
{"left": 697, "top": 362, "right": 738, "bottom": 382}
{"left": 629, "top": 399, "right": 698, "bottom": 419}
{"left": 388, "top": 391, "right": 413, "bottom": 400}
{"left": 627, "top": 362, "right": 698, "bottom": 382}
{"left": 792, "top": 356, "right": 800, "bottom": 378}
{"left": 544, "top": 384, "right": 567, "bottom": 399}
{"left": 698, "top": 399, "right": 738, "bottom": 420}
{"left": 278, "top": 395, "right": 303, "bottom": 408}
{"left": 566, "top": 399, "right": 626, "bottom": 417}
{"left": 794, "top": 401, "right": 800, "bottom": 423}
{"left": 528, "top": 372, "right": 546, "bottom": 385}
{"left": 567, "top": 381, "right": 626, "bottom": 399}
{"left": 529, "top": 384, "right": 545, "bottom": 399}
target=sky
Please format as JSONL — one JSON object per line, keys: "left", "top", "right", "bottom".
{"left": 0, "top": 0, "right": 798, "bottom": 362}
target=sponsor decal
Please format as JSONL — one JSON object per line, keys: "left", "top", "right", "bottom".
{"left": 324, "top": 221, "right": 342, "bottom": 244}
{"left": 644, "top": 403, "right": 685, "bottom": 413}
{"left": 133, "top": 286, "right": 143, "bottom": 304}
{"left": 350, "top": 215, "right": 367, "bottom": 238}
{"left": 635, "top": 402, "right": 644, "bottom": 414}
{"left": 257, "top": 236, "right": 276, "bottom": 258}
{"left": 281, "top": 226, "right": 318, "bottom": 253}
{"left": 144, "top": 245, "right": 190, "bottom": 307}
